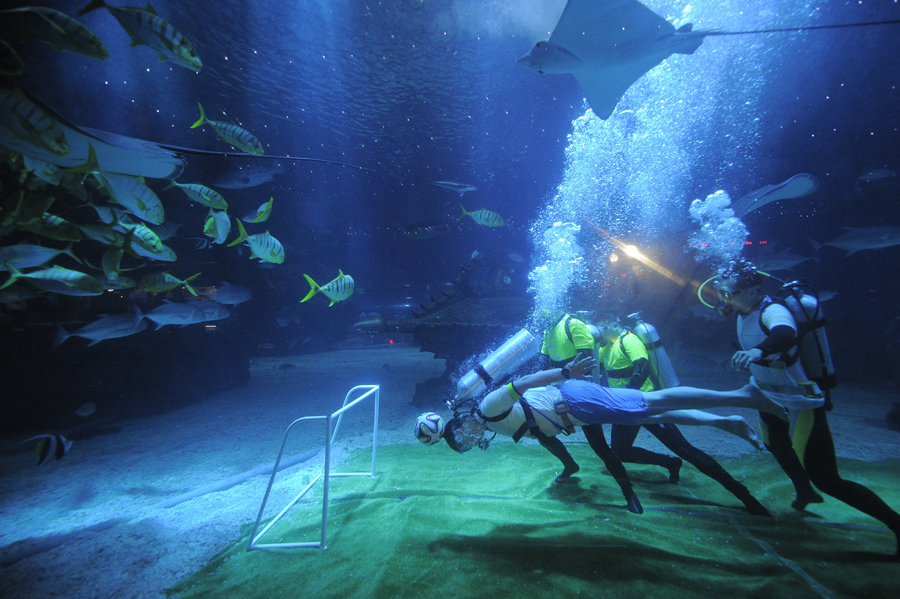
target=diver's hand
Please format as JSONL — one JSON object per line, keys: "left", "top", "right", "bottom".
{"left": 731, "top": 348, "right": 763, "bottom": 370}
{"left": 566, "top": 354, "right": 597, "bottom": 380}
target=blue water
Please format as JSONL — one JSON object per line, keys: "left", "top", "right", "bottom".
{"left": 3, "top": 0, "right": 900, "bottom": 428}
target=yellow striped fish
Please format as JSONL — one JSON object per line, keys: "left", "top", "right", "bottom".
{"left": 241, "top": 197, "right": 273, "bottom": 223}
{"left": 301, "top": 270, "right": 354, "bottom": 307}
{"left": 227, "top": 220, "right": 284, "bottom": 264}
{"left": 191, "top": 103, "right": 264, "bottom": 155}
{"left": 138, "top": 272, "right": 201, "bottom": 296}
{"left": 459, "top": 205, "right": 504, "bottom": 227}
{"left": 0, "top": 264, "right": 105, "bottom": 296}
{"left": 167, "top": 181, "right": 228, "bottom": 210}
{"left": 73, "top": 144, "right": 165, "bottom": 225}
{"left": 0, "top": 81, "right": 68, "bottom": 156}
{"left": 114, "top": 222, "right": 164, "bottom": 255}
{"left": 19, "top": 213, "right": 83, "bottom": 242}
{"left": 78, "top": 0, "right": 201, "bottom": 71}
{"left": 203, "top": 209, "right": 231, "bottom": 245}
{"left": 0, "top": 6, "right": 108, "bottom": 60}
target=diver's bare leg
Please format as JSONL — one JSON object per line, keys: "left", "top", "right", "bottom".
{"left": 638, "top": 409, "right": 764, "bottom": 450}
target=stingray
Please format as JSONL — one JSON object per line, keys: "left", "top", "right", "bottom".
{"left": 731, "top": 173, "right": 820, "bottom": 219}
{"left": 1, "top": 87, "right": 373, "bottom": 179}
{"left": 518, "top": 0, "right": 900, "bottom": 120}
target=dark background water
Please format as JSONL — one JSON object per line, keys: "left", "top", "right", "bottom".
{"left": 3, "top": 0, "right": 900, "bottom": 431}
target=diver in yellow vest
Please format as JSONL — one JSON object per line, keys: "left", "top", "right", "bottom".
{"left": 540, "top": 312, "right": 595, "bottom": 369}
{"left": 596, "top": 313, "right": 771, "bottom": 516}
{"left": 539, "top": 313, "right": 642, "bottom": 507}
{"left": 716, "top": 258, "right": 900, "bottom": 555}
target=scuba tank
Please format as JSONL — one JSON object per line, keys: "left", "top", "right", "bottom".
{"left": 781, "top": 285, "right": 837, "bottom": 390}
{"left": 586, "top": 324, "right": 603, "bottom": 383}
{"left": 625, "top": 313, "right": 680, "bottom": 389}
{"left": 453, "top": 328, "right": 540, "bottom": 402}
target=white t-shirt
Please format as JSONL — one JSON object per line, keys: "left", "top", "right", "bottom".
{"left": 476, "top": 384, "right": 587, "bottom": 438}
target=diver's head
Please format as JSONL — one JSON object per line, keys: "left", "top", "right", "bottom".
{"left": 593, "top": 311, "right": 623, "bottom": 345}
{"left": 715, "top": 258, "right": 763, "bottom": 315}
{"left": 443, "top": 414, "right": 488, "bottom": 453}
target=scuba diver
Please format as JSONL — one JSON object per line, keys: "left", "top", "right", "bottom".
{"left": 440, "top": 353, "right": 818, "bottom": 515}
{"left": 594, "top": 313, "right": 770, "bottom": 516}
{"left": 714, "top": 258, "right": 900, "bottom": 556}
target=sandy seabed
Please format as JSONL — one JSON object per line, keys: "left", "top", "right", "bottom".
{"left": 0, "top": 346, "right": 898, "bottom": 599}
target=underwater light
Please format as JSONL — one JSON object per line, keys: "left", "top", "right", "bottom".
{"left": 609, "top": 252, "right": 619, "bottom": 263}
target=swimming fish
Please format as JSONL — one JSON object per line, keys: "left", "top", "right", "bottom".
{"left": 0, "top": 80, "right": 69, "bottom": 156}
{"left": 215, "top": 162, "right": 284, "bottom": 189}
{"left": 53, "top": 307, "right": 146, "bottom": 348}
{"left": 18, "top": 213, "right": 83, "bottom": 242}
{"left": 198, "top": 281, "right": 251, "bottom": 305}
{"left": 0, "top": 6, "right": 108, "bottom": 60}
{"left": 432, "top": 180, "right": 476, "bottom": 196}
{"left": 166, "top": 181, "right": 228, "bottom": 210}
{"left": 72, "top": 144, "right": 165, "bottom": 225}
{"left": 241, "top": 197, "right": 273, "bottom": 223}
{"left": 227, "top": 220, "right": 284, "bottom": 263}
{"left": 22, "top": 155, "right": 63, "bottom": 185}
{"left": 20, "top": 434, "right": 72, "bottom": 465}
{"left": 191, "top": 103, "right": 263, "bottom": 155}
{"left": 816, "top": 227, "right": 900, "bottom": 256}
{"left": 459, "top": 205, "right": 504, "bottom": 227}
{"left": 78, "top": 0, "right": 202, "bottom": 71}
{"left": 1, "top": 264, "right": 104, "bottom": 296}
{"left": 0, "top": 242, "right": 81, "bottom": 271}
{"left": 190, "top": 299, "right": 230, "bottom": 322}
{"left": 138, "top": 272, "right": 201, "bottom": 296}
{"left": 301, "top": 270, "right": 354, "bottom": 306}
{"left": 755, "top": 248, "right": 815, "bottom": 273}
{"left": 203, "top": 209, "right": 231, "bottom": 245}
{"left": 144, "top": 300, "right": 205, "bottom": 328}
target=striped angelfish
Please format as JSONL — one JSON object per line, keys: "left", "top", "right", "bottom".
{"left": 459, "top": 205, "right": 504, "bottom": 227}
{"left": 78, "top": 1, "right": 202, "bottom": 71}
{"left": 191, "top": 103, "right": 264, "bottom": 156}
{"left": 0, "top": 81, "right": 68, "bottom": 155}
{"left": 0, "top": 6, "right": 108, "bottom": 60}
{"left": 227, "top": 220, "right": 284, "bottom": 263}
{"left": 168, "top": 181, "right": 228, "bottom": 209}
{"left": 301, "top": 270, "right": 354, "bottom": 307}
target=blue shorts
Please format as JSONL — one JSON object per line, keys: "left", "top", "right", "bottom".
{"left": 560, "top": 380, "right": 649, "bottom": 424}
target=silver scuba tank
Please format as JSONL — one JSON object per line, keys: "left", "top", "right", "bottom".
{"left": 455, "top": 328, "right": 540, "bottom": 400}
{"left": 784, "top": 291, "right": 837, "bottom": 389}
{"left": 631, "top": 321, "right": 680, "bottom": 389}
{"left": 586, "top": 324, "right": 602, "bottom": 381}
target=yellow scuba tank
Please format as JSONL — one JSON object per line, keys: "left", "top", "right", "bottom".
{"left": 627, "top": 314, "right": 680, "bottom": 389}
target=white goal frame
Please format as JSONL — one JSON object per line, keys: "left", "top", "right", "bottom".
{"left": 248, "top": 384, "right": 380, "bottom": 551}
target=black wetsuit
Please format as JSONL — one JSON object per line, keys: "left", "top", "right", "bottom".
{"left": 745, "top": 303, "right": 900, "bottom": 553}
{"left": 601, "top": 351, "right": 770, "bottom": 516}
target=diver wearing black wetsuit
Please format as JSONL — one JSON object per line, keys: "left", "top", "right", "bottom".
{"left": 598, "top": 325, "right": 770, "bottom": 517}
{"left": 718, "top": 259, "right": 900, "bottom": 555}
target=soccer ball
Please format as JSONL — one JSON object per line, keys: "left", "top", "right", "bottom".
{"left": 414, "top": 412, "right": 444, "bottom": 445}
